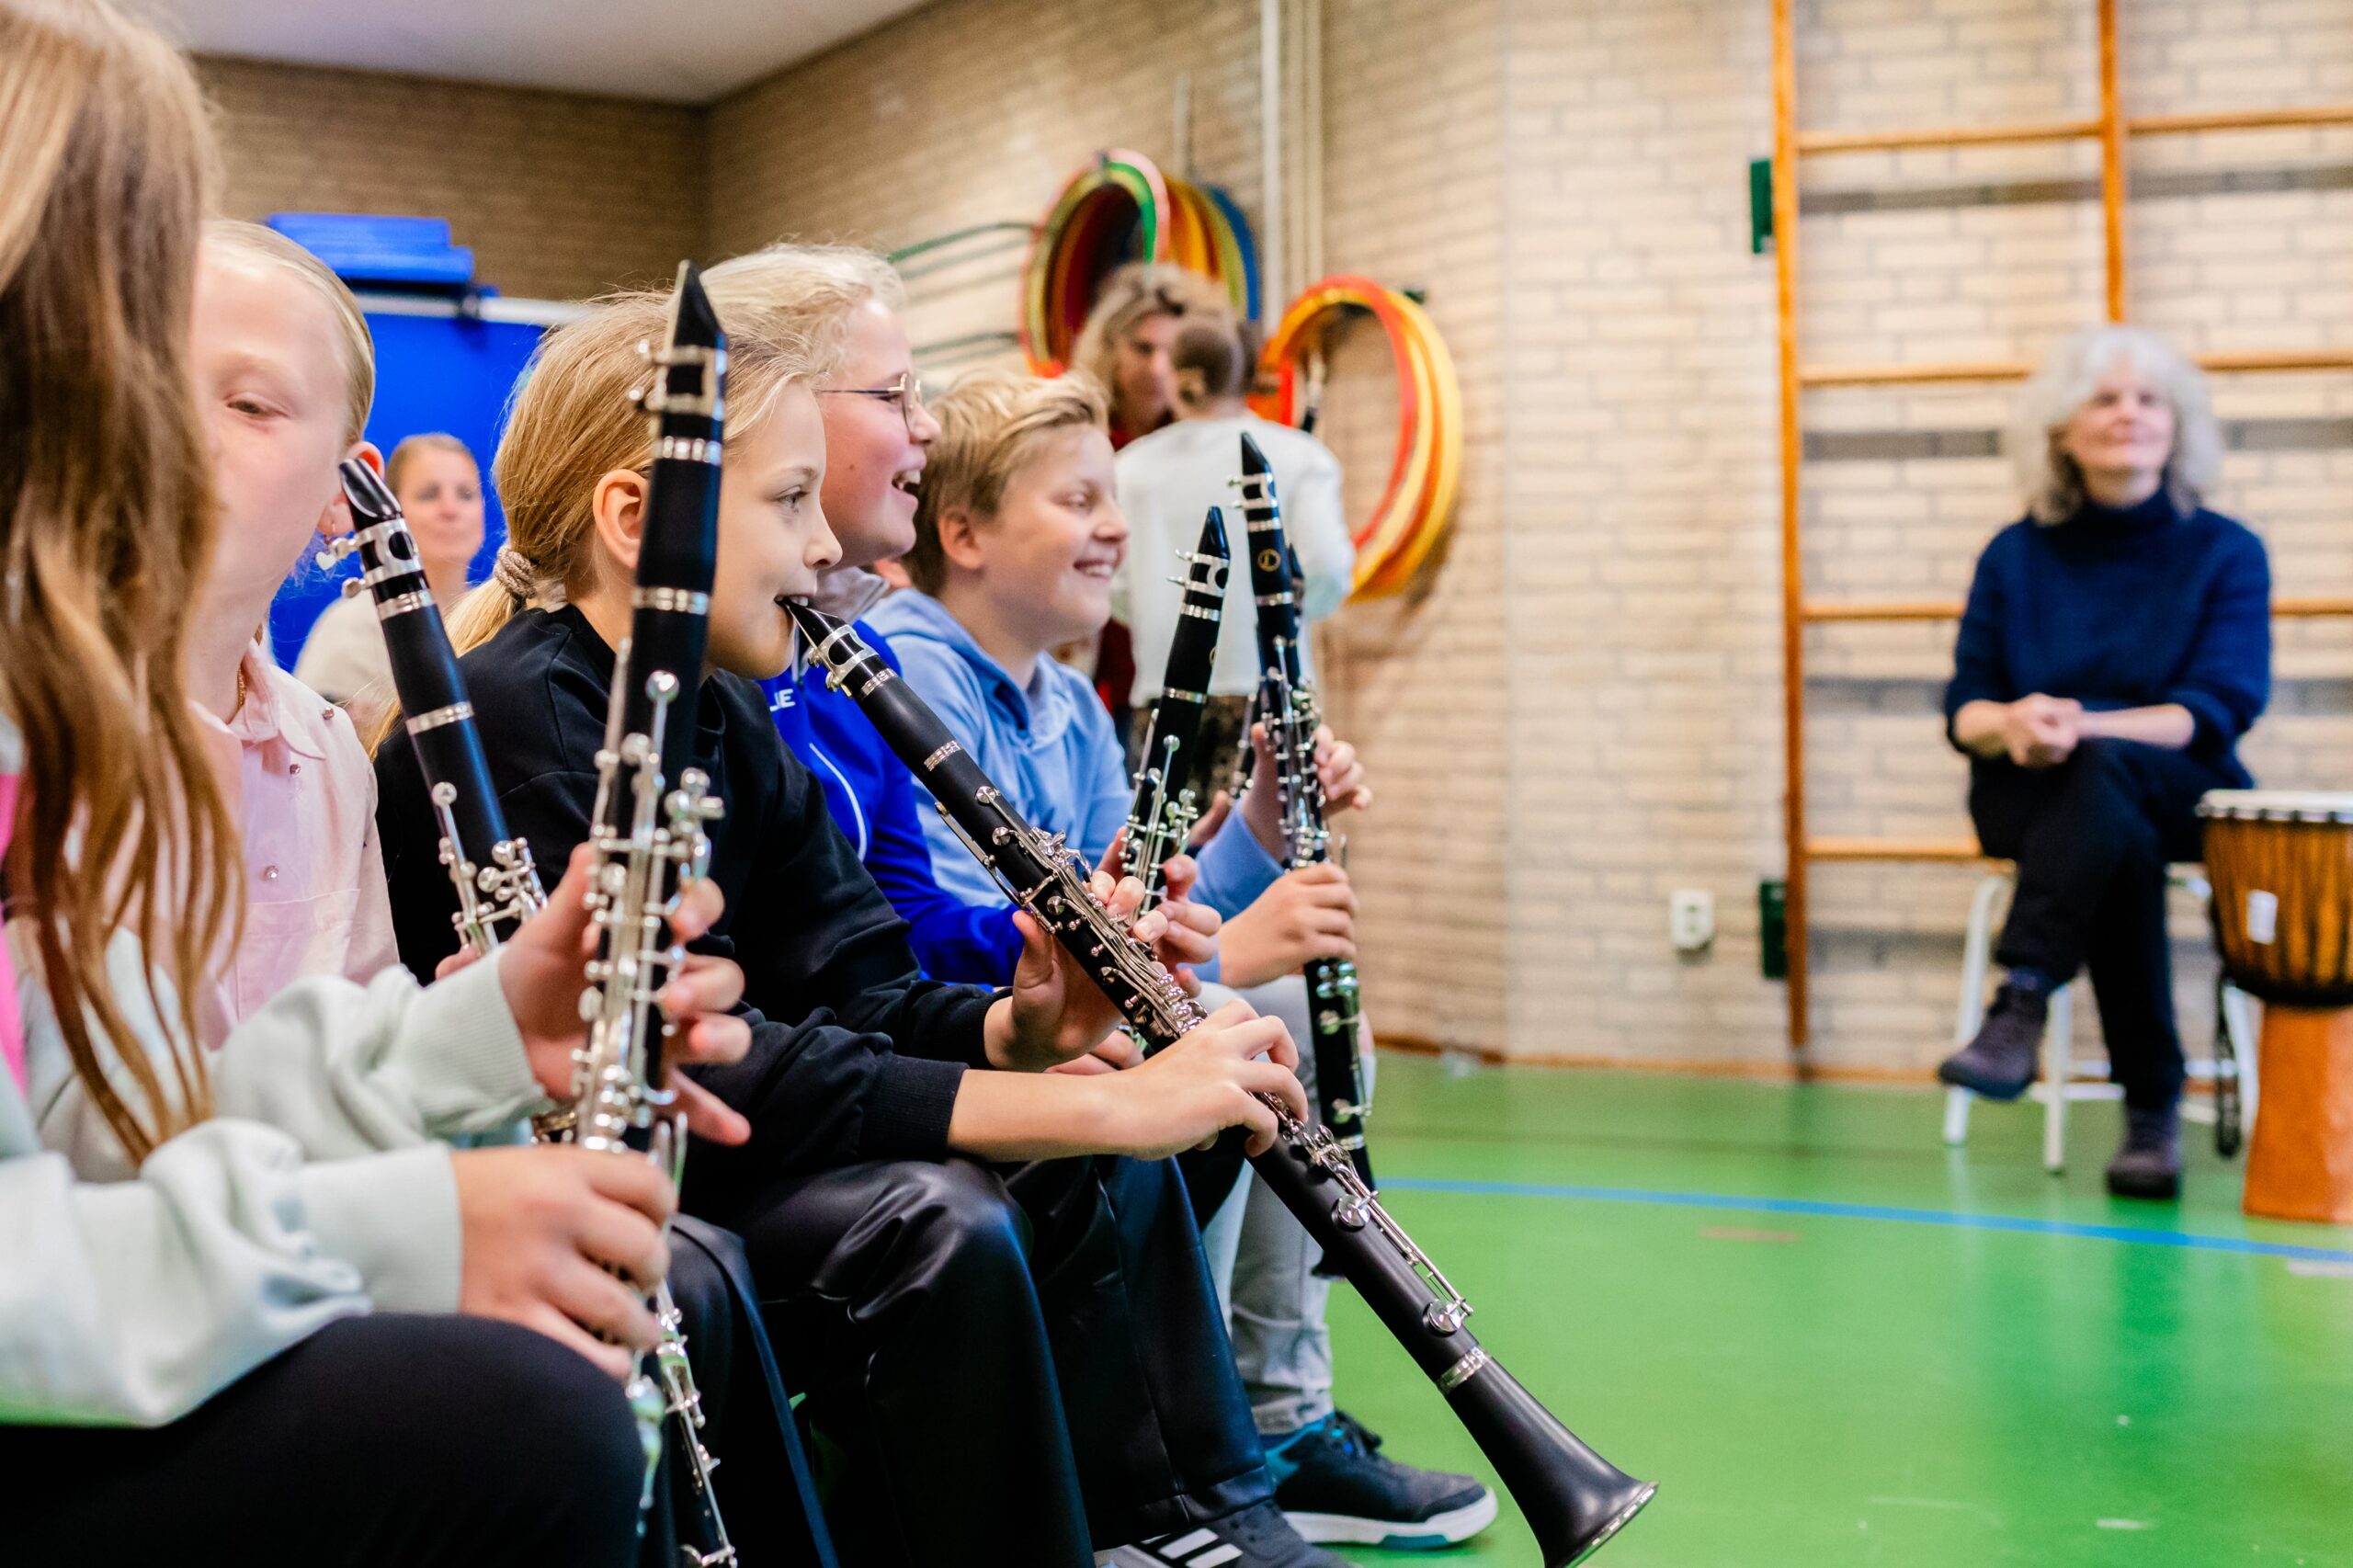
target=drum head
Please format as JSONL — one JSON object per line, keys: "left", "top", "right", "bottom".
{"left": 2198, "top": 790, "right": 2353, "bottom": 822}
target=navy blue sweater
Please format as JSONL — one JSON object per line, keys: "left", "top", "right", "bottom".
{"left": 760, "top": 624, "right": 1025, "bottom": 984}
{"left": 1942, "top": 492, "right": 2271, "bottom": 782}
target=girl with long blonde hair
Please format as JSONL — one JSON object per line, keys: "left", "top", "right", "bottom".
{"left": 0, "top": 8, "right": 753, "bottom": 1560}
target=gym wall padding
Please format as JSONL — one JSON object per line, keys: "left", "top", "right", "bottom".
{"left": 268, "top": 309, "right": 546, "bottom": 666}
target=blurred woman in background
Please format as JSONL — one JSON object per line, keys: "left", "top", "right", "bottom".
{"left": 296, "top": 432, "right": 485, "bottom": 729}
{"left": 1938, "top": 324, "right": 2270, "bottom": 1200}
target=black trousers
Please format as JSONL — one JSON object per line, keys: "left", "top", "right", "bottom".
{"left": 664, "top": 1215, "right": 838, "bottom": 1568}
{"left": 702, "top": 1153, "right": 1271, "bottom": 1568}
{"left": 3, "top": 1314, "right": 648, "bottom": 1568}
{"left": 1970, "top": 738, "right": 2234, "bottom": 1111}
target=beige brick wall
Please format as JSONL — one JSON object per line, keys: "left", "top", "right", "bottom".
{"left": 699, "top": 0, "right": 2352, "bottom": 1074}
{"left": 1314, "top": 0, "right": 1510, "bottom": 1053}
{"left": 707, "top": 0, "right": 1269, "bottom": 378}
{"left": 198, "top": 55, "right": 709, "bottom": 302}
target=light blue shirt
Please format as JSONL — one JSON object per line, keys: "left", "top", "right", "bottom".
{"left": 865, "top": 590, "right": 1281, "bottom": 943}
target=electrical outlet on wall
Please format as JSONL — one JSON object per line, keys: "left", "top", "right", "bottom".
{"left": 1670, "top": 889, "right": 1715, "bottom": 953}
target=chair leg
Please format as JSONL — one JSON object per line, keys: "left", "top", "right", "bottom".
{"left": 1942, "top": 1085, "right": 1972, "bottom": 1145}
{"left": 2043, "top": 984, "right": 2075, "bottom": 1175}
{"left": 2222, "top": 981, "right": 2259, "bottom": 1134}
{"left": 1955, "top": 873, "right": 2007, "bottom": 1047}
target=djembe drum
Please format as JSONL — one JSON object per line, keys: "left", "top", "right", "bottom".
{"left": 2199, "top": 790, "right": 2353, "bottom": 1223}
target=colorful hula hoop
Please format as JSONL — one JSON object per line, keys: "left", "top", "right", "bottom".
{"left": 1254, "top": 275, "right": 1461, "bottom": 600}
{"left": 1019, "top": 148, "right": 1259, "bottom": 375}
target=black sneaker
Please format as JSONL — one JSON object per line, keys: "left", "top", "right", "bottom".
{"left": 2106, "top": 1103, "right": 2182, "bottom": 1199}
{"left": 1102, "top": 1499, "right": 1347, "bottom": 1568}
{"left": 1937, "top": 980, "right": 2048, "bottom": 1101}
{"left": 1272, "top": 1411, "right": 1498, "bottom": 1549}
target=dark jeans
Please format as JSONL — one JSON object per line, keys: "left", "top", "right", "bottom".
{"left": 703, "top": 1153, "right": 1270, "bottom": 1568}
{"left": 3, "top": 1314, "right": 647, "bottom": 1568}
{"left": 1970, "top": 738, "right": 2234, "bottom": 1111}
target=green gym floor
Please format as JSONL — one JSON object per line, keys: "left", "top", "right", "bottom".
{"left": 1324, "top": 1056, "right": 2353, "bottom": 1568}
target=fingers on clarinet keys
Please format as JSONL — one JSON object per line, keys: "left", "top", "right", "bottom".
{"left": 451, "top": 1146, "right": 675, "bottom": 1377}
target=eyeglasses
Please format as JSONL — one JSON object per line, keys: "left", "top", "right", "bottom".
{"left": 817, "top": 370, "right": 927, "bottom": 437}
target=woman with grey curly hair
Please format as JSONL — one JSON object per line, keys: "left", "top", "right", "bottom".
{"left": 1937, "top": 324, "right": 2271, "bottom": 1199}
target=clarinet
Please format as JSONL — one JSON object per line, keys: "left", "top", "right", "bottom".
{"left": 788, "top": 602, "right": 1654, "bottom": 1568}
{"left": 328, "top": 459, "right": 545, "bottom": 951}
{"left": 335, "top": 441, "right": 737, "bottom": 1568}
{"left": 1122, "top": 506, "right": 1230, "bottom": 910}
{"left": 1234, "top": 432, "right": 1371, "bottom": 1185}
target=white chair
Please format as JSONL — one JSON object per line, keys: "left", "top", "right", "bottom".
{"left": 1940, "top": 865, "right": 2259, "bottom": 1172}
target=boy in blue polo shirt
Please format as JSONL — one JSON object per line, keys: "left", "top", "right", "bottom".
{"left": 867, "top": 365, "right": 1497, "bottom": 1554}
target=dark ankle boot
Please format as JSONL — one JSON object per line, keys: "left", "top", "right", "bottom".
{"left": 1937, "top": 981, "right": 2048, "bottom": 1101}
{"left": 2106, "top": 1103, "right": 2182, "bottom": 1199}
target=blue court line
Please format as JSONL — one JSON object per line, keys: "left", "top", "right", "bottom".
{"left": 1378, "top": 1176, "right": 2353, "bottom": 1266}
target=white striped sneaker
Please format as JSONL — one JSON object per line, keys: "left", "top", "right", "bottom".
{"left": 1097, "top": 1499, "right": 1348, "bottom": 1568}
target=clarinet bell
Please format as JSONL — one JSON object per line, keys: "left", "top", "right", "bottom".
{"left": 1446, "top": 1355, "right": 1654, "bottom": 1566}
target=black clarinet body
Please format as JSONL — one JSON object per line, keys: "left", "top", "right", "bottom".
{"left": 574, "top": 263, "right": 733, "bottom": 1562}
{"left": 1235, "top": 432, "right": 1371, "bottom": 1184}
{"left": 579, "top": 259, "right": 727, "bottom": 1162}
{"left": 332, "top": 460, "right": 545, "bottom": 953}
{"left": 789, "top": 602, "right": 1654, "bottom": 1567}
{"left": 1124, "top": 506, "right": 1230, "bottom": 908}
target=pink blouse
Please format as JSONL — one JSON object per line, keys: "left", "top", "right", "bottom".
{"left": 192, "top": 644, "right": 400, "bottom": 1049}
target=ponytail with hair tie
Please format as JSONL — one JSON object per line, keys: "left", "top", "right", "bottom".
{"left": 491, "top": 543, "right": 537, "bottom": 600}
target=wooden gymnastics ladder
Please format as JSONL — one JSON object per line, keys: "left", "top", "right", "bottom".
{"left": 1770, "top": 0, "right": 2353, "bottom": 1052}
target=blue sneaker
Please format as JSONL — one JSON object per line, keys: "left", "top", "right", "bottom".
{"left": 1270, "top": 1411, "right": 1498, "bottom": 1549}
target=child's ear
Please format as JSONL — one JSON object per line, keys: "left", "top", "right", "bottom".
{"left": 591, "top": 468, "right": 650, "bottom": 576}
{"left": 316, "top": 438, "right": 384, "bottom": 540}
{"left": 935, "top": 504, "right": 989, "bottom": 574}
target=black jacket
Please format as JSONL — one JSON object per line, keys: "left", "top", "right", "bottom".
{"left": 374, "top": 605, "right": 998, "bottom": 1193}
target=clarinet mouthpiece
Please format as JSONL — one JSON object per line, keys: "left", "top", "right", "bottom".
{"left": 337, "top": 457, "right": 401, "bottom": 524}
{"left": 668, "top": 260, "right": 722, "bottom": 350}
